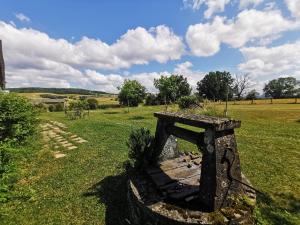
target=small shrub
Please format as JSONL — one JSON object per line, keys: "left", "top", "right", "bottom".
{"left": 0, "top": 93, "right": 39, "bottom": 143}
{"left": 55, "top": 103, "right": 64, "bottom": 111}
{"left": 48, "top": 103, "right": 64, "bottom": 112}
{"left": 40, "top": 94, "right": 66, "bottom": 99}
{"left": 127, "top": 128, "right": 156, "bottom": 170}
{"left": 145, "top": 93, "right": 160, "bottom": 106}
{"left": 178, "top": 95, "right": 198, "bottom": 109}
{"left": 87, "top": 98, "right": 98, "bottom": 110}
{"left": 34, "top": 103, "right": 48, "bottom": 112}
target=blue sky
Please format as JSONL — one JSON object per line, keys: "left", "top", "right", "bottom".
{"left": 0, "top": 0, "right": 299, "bottom": 93}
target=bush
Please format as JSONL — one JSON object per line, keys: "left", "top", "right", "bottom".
{"left": 39, "top": 94, "right": 66, "bottom": 99}
{"left": 0, "top": 93, "right": 39, "bottom": 143}
{"left": 68, "top": 99, "right": 89, "bottom": 111}
{"left": 87, "top": 98, "right": 98, "bottom": 110}
{"left": 178, "top": 95, "right": 198, "bottom": 109}
{"left": 127, "top": 128, "right": 156, "bottom": 170}
{"left": 48, "top": 103, "right": 64, "bottom": 112}
{"left": 0, "top": 143, "right": 16, "bottom": 202}
{"left": 145, "top": 93, "right": 160, "bottom": 106}
{"left": 34, "top": 103, "right": 48, "bottom": 112}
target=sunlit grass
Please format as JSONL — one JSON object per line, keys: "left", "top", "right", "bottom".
{"left": 1, "top": 103, "right": 299, "bottom": 225}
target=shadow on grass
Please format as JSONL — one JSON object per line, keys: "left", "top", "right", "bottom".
{"left": 128, "top": 116, "right": 145, "bottom": 120}
{"left": 83, "top": 172, "right": 129, "bottom": 225}
{"left": 256, "top": 192, "right": 300, "bottom": 225}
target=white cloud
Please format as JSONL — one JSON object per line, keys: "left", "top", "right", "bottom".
{"left": 76, "top": 62, "right": 205, "bottom": 94}
{"left": 0, "top": 21, "right": 186, "bottom": 92}
{"left": 238, "top": 40, "right": 300, "bottom": 81}
{"left": 183, "top": 0, "right": 230, "bottom": 18}
{"left": 186, "top": 9, "right": 299, "bottom": 56}
{"left": 15, "top": 13, "right": 31, "bottom": 22}
{"left": 174, "top": 61, "right": 205, "bottom": 89}
{"left": 183, "top": 0, "right": 203, "bottom": 10}
{"left": 0, "top": 22, "right": 184, "bottom": 71}
{"left": 239, "top": 0, "right": 264, "bottom": 9}
{"left": 285, "top": 0, "right": 300, "bottom": 18}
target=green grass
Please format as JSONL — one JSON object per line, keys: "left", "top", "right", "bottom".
{"left": 1, "top": 104, "right": 300, "bottom": 225}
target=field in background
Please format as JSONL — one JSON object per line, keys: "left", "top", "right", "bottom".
{"left": 0, "top": 101, "right": 299, "bottom": 225}
{"left": 16, "top": 91, "right": 299, "bottom": 106}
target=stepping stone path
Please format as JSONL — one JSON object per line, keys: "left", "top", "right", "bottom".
{"left": 40, "top": 121, "right": 88, "bottom": 159}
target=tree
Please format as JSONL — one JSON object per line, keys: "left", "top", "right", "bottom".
{"left": 263, "top": 77, "right": 298, "bottom": 99}
{"left": 118, "top": 79, "right": 146, "bottom": 107}
{"left": 154, "top": 75, "right": 191, "bottom": 105}
{"left": 245, "top": 89, "right": 259, "bottom": 100}
{"left": 233, "top": 74, "right": 251, "bottom": 100}
{"left": 87, "top": 98, "right": 98, "bottom": 110}
{"left": 197, "top": 71, "right": 234, "bottom": 101}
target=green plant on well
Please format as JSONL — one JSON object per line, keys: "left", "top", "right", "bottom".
{"left": 127, "top": 127, "right": 155, "bottom": 170}
{"left": 0, "top": 93, "right": 39, "bottom": 143}
{"left": 178, "top": 95, "right": 198, "bottom": 109}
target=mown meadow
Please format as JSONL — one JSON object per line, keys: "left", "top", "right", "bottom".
{"left": 0, "top": 101, "right": 299, "bottom": 225}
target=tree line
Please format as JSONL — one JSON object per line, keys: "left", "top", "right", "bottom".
{"left": 118, "top": 71, "right": 300, "bottom": 107}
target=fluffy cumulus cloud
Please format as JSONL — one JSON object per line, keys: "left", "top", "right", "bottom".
{"left": 238, "top": 41, "right": 300, "bottom": 80}
{"left": 0, "top": 21, "right": 186, "bottom": 92}
{"left": 183, "top": 0, "right": 230, "bottom": 18}
{"left": 239, "top": 0, "right": 264, "bottom": 9}
{"left": 285, "top": 0, "right": 300, "bottom": 18}
{"left": 186, "top": 9, "right": 299, "bottom": 56}
{"left": 0, "top": 22, "right": 184, "bottom": 71}
{"left": 69, "top": 62, "right": 204, "bottom": 94}
{"left": 173, "top": 61, "right": 205, "bottom": 89}
{"left": 15, "top": 13, "right": 31, "bottom": 22}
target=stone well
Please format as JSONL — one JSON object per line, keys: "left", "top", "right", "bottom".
{"left": 127, "top": 112, "right": 257, "bottom": 225}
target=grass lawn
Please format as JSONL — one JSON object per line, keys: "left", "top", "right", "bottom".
{"left": 0, "top": 103, "right": 299, "bottom": 225}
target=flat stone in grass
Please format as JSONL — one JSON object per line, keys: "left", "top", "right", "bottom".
{"left": 76, "top": 139, "right": 87, "bottom": 144}
{"left": 67, "top": 146, "right": 78, "bottom": 150}
{"left": 60, "top": 141, "right": 69, "bottom": 145}
{"left": 54, "top": 145, "right": 59, "bottom": 149}
{"left": 62, "top": 143, "right": 73, "bottom": 147}
{"left": 55, "top": 137, "right": 64, "bottom": 141}
{"left": 53, "top": 151, "right": 66, "bottom": 158}
{"left": 70, "top": 135, "right": 78, "bottom": 138}
{"left": 71, "top": 137, "right": 81, "bottom": 141}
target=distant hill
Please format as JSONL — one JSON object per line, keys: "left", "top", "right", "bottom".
{"left": 8, "top": 87, "right": 110, "bottom": 95}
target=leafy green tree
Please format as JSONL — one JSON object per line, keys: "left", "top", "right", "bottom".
{"left": 197, "top": 71, "right": 234, "bottom": 101}
{"left": 154, "top": 75, "right": 191, "bottom": 104}
{"left": 263, "top": 77, "right": 298, "bottom": 99}
{"left": 118, "top": 80, "right": 146, "bottom": 107}
{"left": 246, "top": 89, "right": 259, "bottom": 100}
{"left": 87, "top": 98, "right": 98, "bottom": 110}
